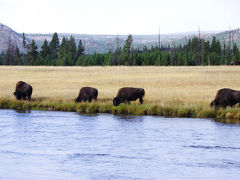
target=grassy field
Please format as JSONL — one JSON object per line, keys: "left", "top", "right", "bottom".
{"left": 0, "top": 66, "right": 240, "bottom": 121}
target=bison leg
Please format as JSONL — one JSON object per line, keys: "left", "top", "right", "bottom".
{"left": 88, "top": 98, "right": 92, "bottom": 102}
{"left": 221, "top": 104, "right": 227, "bottom": 109}
{"left": 28, "top": 96, "right": 31, "bottom": 101}
{"left": 139, "top": 97, "right": 143, "bottom": 104}
{"left": 124, "top": 100, "right": 130, "bottom": 105}
{"left": 23, "top": 96, "right": 27, "bottom": 100}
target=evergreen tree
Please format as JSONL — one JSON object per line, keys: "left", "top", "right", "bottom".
{"left": 63, "top": 53, "right": 74, "bottom": 66}
{"left": 40, "top": 39, "right": 50, "bottom": 59}
{"left": 22, "top": 33, "right": 28, "bottom": 65}
{"left": 27, "top": 40, "right": 39, "bottom": 64}
{"left": 233, "top": 43, "right": 240, "bottom": 60}
{"left": 68, "top": 36, "right": 77, "bottom": 63}
{"left": 49, "top": 32, "right": 60, "bottom": 60}
{"left": 77, "top": 39, "right": 84, "bottom": 59}
{"left": 122, "top": 34, "right": 133, "bottom": 65}
{"left": 58, "top": 37, "right": 68, "bottom": 59}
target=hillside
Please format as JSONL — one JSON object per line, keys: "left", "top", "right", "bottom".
{"left": 174, "top": 29, "right": 240, "bottom": 48}
{"left": 25, "top": 33, "right": 198, "bottom": 54}
{"left": 0, "top": 23, "right": 239, "bottom": 54}
{"left": 0, "top": 23, "right": 28, "bottom": 52}
{"left": 213, "top": 29, "right": 240, "bottom": 47}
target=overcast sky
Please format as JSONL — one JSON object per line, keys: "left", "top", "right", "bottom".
{"left": 0, "top": 0, "right": 239, "bottom": 34}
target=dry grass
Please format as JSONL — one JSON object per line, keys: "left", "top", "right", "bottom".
{"left": 1, "top": 65, "right": 240, "bottom": 107}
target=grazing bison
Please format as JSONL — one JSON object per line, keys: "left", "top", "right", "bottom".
{"left": 113, "top": 87, "right": 145, "bottom": 106}
{"left": 210, "top": 88, "right": 240, "bottom": 108}
{"left": 75, "top": 87, "right": 98, "bottom": 103}
{"left": 13, "top": 81, "right": 33, "bottom": 101}
{"left": 230, "top": 61, "right": 240, "bottom": 65}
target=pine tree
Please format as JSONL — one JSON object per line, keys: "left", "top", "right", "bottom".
{"left": 68, "top": 36, "right": 77, "bottom": 63}
{"left": 22, "top": 33, "right": 28, "bottom": 65}
{"left": 122, "top": 34, "right": 133, "bottom": 65}
{"left": 49, "top": 32, "right": 60, "bottom": 60}
{"left": 27, "top": 40, "right": 39, "bottom": 64}
{"left": 58, "top": 37, "right": 68, "bottom": 59}
{"left": 40, "top": 39, "right": 50, "bottom": 59}
{"left": 233, "top": 43, "right": 240, "bottom": 60}
{"left": 77, "top": 39, "right": 84, "bottom": 59}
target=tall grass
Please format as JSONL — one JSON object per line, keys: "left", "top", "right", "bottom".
{"left": 1, "top": 98, "right": 240, "bottom": 121}
{"left": 1, "top": 66, "right": 240, "bottom": 120}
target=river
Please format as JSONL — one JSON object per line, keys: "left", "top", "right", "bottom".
{"left": 0, "top": 109, "right": 239, "bottom": 180}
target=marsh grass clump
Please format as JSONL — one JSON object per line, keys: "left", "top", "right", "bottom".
{"left": 76, "top": 103, "right": 89, "bottom": 113}
{"left": 176, "top": 106, "right": 196, "bottom": 118}
{"left": 196, "top": 108, "right": 217, "bottom": 119}
{"left": 86, "top": 103, "right": 100, "bottom": 113}
{"left": 98, "top": 104, "right": 112, "bottom": 113}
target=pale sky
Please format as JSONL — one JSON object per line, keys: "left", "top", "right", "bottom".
{"left": 0, "top": 0, "right": 239, "bottom": 35}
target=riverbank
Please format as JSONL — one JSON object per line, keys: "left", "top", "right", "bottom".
{"left": 1, "top": 66, "right": 240, "bottom": 121}
{"left": 1, "top": 98, "right": 240, "bottom": 122}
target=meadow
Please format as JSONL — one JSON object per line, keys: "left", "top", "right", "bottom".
{"left": 0, "top": 66, "right": 240, "bottom": 121}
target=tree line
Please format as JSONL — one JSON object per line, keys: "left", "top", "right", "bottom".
{"left": 0, "top": 32, "right": 239, "bottom": 66}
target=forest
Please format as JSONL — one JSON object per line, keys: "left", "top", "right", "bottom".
{"left": 0, "top": 32, "right": 239, "bottom": 66}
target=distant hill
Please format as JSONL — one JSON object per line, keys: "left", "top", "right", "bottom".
{"left": 25, "top": 33, "right": 202, "bottom": 54}
{"left": 0, "top": 23, "right": 29, "bottom": 52}
{"left": 0, "top": 23, "right": 239, "bottom": 54}
{"left": 213, "top": 29, "right": 240, "bottom": 47}
{"left": 173, "top": 29, "right": 240, "bottom": 48}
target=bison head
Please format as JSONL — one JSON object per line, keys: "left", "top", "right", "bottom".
{"left": 13, "top": 91, "right": 21, "bottom": 100}
{"left": 210, "top": 99, "right": 217, "bottom": 107}
{"left": 113, "top": 97, "right": 120, "bottom": 106}
{"left": 75, "top": 97, "right": 82, "bottom": 103}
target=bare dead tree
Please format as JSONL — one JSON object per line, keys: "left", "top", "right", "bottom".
{"left": 232, "top": 29, "right": 235, "bottom": 60}
{"left": 83, "top": 35, "right": 86, "bottom": 54}
{"left": 197, "top": 27, "right": 201, "bottom": 65}
{"left": 158, "top": 27, "right": 161, "bottom": 65}
{"left": 186, "top": 38, "right": 189, "bottom": 65}
{"left": 5, "top": 37, "right": 16, "bottom": 65}
{"left": 108, "top": 41, "right": 113, "bottom": 53}
{"left": 229, "top": 27, "right": 232, "bottom": 57}
{"left": 113, "top": 34, "right": 120, "bottom": 65}
{"left": 223, "top": 37, "right": 226, "bottom": 65}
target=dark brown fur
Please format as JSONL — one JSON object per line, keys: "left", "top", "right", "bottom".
{"left": 13, "top": 81, "right": 33, "bottom": 101}
{"left": 75, "top": 87, "right": 98, "bottom": 103}
{"left": 210, "top": 88, "right": 240, "bottom": 108}
{"left": 230, "top": 61, "right": 240, "bottom": 65}
{"left": 113, "top": 87, "right": 145, "bottom": 106}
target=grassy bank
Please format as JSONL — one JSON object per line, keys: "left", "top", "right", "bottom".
{"left": 1, "top": 66, "right": 240, "bottom": 121}
{"left": 1, "top": 98, "right": 240, "bottom": 123}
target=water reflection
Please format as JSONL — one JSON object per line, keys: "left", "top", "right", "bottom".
{"left": 214, "top": 119, "right": 240, "bottom": 126}
{"left": 15, "top": 110, "right": 31, "bottom": 114}
{"left": 114, "top": 115, "right": 144, "bottom": 122}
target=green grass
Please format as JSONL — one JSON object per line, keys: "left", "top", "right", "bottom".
{"left": 1, "top": 98, "right": 240, "bottom": 123}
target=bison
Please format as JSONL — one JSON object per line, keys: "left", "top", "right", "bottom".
{"left": 75, "top": 87, "right": 98, "bottom": 103}
{"left": 113, "top": 87, "right": 145, "bottom": 106}
{"left": 229, "top": 61, "right": 240, "bottom": 65}
{"left": 13, "top": 81, "right": 33, "bottom": 101}
{"left": 210, "top": 88, "right": 240, "bottom": 108}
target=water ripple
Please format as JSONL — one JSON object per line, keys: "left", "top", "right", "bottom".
{"left": 186, "top": 145, "right": 240, "bottom": 150}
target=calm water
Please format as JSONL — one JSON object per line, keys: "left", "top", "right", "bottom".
{"left": 0, "top": 110, "right": 239, "bottom": 180}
